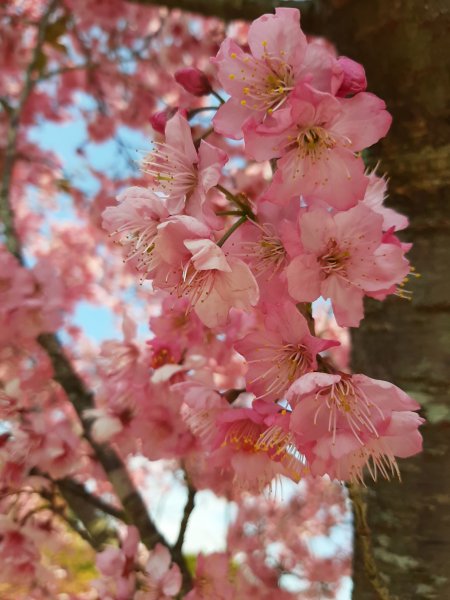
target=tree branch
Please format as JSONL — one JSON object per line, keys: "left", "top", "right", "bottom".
{"left": 56, "top": 476, "right": 127, "bottom": 521}
{"left": 37, "top": 333, "right": 169, "bottom": 551}
{"left": 126, "top": 0, "right": 325, "bottom": 32}
{"left": 39, "top": 485, "right": 113, "bottom": 550}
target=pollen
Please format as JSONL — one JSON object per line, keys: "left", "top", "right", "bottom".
{"left": 262, "top": 40, "right": 268, "bottom": 47}
{"left": 395, "top": 266, "right": 421, "bottom": 300}
{"left": 243, "top": 87, "right": 250, "bottom": 95}
{"left": 229, "top": 74, "right": 235, "bottom": 80}
{"left": 241, "top": 100, "right": 247, "bottom": 106}
{"left": 230, "top": 52, "right": 237, "bottom": 59}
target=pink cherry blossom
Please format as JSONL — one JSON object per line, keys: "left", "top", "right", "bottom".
{"left": 208, "top": 400, "right": 304, "bottom": 490}
{"left": 186, "top": 553, "right": 234, "bottom": 600}
{"left": 141, "top": 112, "right": 227, "bottom": 215}
{"left": 152, "top": 234, "right": 259, "bottom": 328}
{"left": 212, "top": 8, "right": 307, "bottom": 139}
{"left": 244, "top": 83, "right": 391, "bottom": 209}
{"left": 184, "top": 238, "right": 259, "bottom": 327}
{"left": 236, "top": 301, "right": 338, "bottom": 401}
{"left": 287, "top": 372, "right": 423, "bottom": 481}
{"left": 0, "top": 519, "right": 39, "bottom": 583}
{"left": 137, "top": 544, "right": 182, "bottom": 600}
{"left": 102, "top": 185, "right": 169, "bottom": 274}
{"left": 96, "top": 526, "right": 140, "bottom": 599}
{"left": 286, "top": 204, "right": 410, "bottom": 326}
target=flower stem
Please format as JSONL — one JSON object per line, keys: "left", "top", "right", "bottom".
{"left": 217, "top": 215, "right": 247, "bottom": 247}
{"left": 216, "top": 184, "right": 256, "bottom": 219}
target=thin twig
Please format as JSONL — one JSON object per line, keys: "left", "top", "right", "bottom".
{"left": 56, "top": 477, "right": 127, "bottom": 521}
{"left": 173, "top": 484, "right": 196, "bottom": 556}
{"left": 172, "top": 474, "right": 196, "bottom": 595}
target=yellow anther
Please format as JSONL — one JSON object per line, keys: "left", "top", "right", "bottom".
{"left": 229, "top": 74, "right": 235, "bottom": 80}
{"left": 243, "top": 87, "right": 250, "bottom": 94}
{"left": 241, "top": 100, "right": 247, "bottom": 106}
{"left": 230, "top": 52, "right": 237, "bottom": 59}
{"left": 262, "top": 40, "right": 268, "bottom": 47}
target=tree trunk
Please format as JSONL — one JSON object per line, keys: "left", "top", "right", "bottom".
{"left": 319, "top": 1, "right": 450, "bottom": 598}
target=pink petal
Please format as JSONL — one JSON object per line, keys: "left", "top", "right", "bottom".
{"left": 146, "top": 544, "right": 171, "bottom": 581}
{"left": 332, "top": 92, "right": 392, "bottom": 152}
{"left": 162, "top": 565, "right": 182, "bottom": 595}
{"left": 286, "top": 254, "right": 322, "bottom": 303}
{"left": 213, "top": 99, "right": 252, "bottom": 140}
{"left": 321, "top": 277, "right": 364, "bottom": 327}
{"left": 184, "top": 239, "right": 231, "bottom": 272}
{"left": 165, "top": 113, "right": 198, "bottom": 164}
{"left": 248, "top": 8, "right": 306, "bottom": 68}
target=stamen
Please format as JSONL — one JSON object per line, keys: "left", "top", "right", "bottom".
{"left": 140, "top": 141, "right": 198, "bottom": 197}
{"left": 238, "top": 225, "right": 286, "bottom": 278}
{"left": 247, "top": 342, "right": 312, "bottom": 399}
{"left": 314, "top": 378, "right": 381, "bottom": 446}
{"left": 222, "top": 420, "right": 261, "bottom": 452}
{"left": 318, "top": 239, "right": 350, "bottom": 278}
{"left": 228, "top": 49, "right": 296, "bottom": 114}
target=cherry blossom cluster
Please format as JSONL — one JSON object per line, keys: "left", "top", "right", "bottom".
{"left": 102, "top": 7, "right": 423, "bottom": 490}
{"left": 0, "top": 2, "right": 423, "bottom": 596}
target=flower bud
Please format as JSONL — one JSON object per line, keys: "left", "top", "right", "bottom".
{"left": 149, "top": 107, "right": 187, "bottom": 134}
{"left": 174, "top": 67, "right": 212, "bottom": 97}
{"left": 336, "top": 56, "right": 367, "bottom": 96}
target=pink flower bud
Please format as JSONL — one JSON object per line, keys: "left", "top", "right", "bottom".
{"left": 336, "top": 56, "right": 367, "bottom": 96}
{"left": 174, "top": 67, "right": 212, "bottom": 96}
{"left": 149, "top": 107, "right": 187, "bottom": 134}
{"left": 149, "top": 109, "right": 174, "bottom": 134}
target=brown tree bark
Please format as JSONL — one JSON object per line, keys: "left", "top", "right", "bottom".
{"left": 317, "top": 1, "right": 450, "bottom": 598}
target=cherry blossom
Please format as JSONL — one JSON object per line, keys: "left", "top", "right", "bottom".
{"left": 287, "top": 372, "right": 424, "bottom": 481}
{"left": 244, "top": 83, "right": 391, "bottom": 209}
{"left": 286, "top": 204, "right": 410, "bottom": 326}
{"left": 0, "top": 3, "right": 424, "bottom": 597}
{"left": 236, "top": 300, "right": 338, "bottom": 401}
{"left": 141, "top": 112, "right": 227, "bottom": 216}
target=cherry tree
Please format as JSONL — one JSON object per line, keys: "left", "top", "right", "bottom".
{"left": 1, "top": 1, "right": 444, "bottom": 599}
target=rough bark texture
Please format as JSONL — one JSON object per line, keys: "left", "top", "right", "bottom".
{"left": 318, "top": 1, "right": 450, "bottom": 598}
